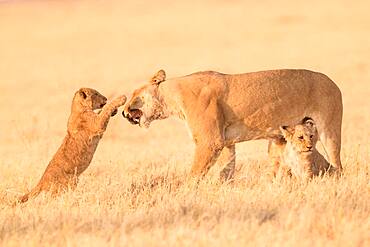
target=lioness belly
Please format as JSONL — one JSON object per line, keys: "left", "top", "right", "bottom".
{"left": 224, "top": 122, "right": 281, "bottom": 145}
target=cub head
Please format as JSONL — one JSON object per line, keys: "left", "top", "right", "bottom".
{"left": 74, "top": 88, "right": 107, "bottom": 111}
{"left": 122, "top": 70, "right": 166, "bottom": 128}
{"left": 280, "top": 117, "right": 318, "bottom": 153}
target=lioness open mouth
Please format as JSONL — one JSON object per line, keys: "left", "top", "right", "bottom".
{"left": 125, "top": 109, "right": 143, "bottom": 125}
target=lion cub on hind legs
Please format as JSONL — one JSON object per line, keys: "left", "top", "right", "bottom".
{"left": 17, "top": 88, "right": 126, "bottom": 203}
{"left": 268, "top": 117, "right": 336, "bottom": 181}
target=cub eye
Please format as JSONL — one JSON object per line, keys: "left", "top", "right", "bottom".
{"left": 310, "top": 135, "right": 314, "bottom": 139}
{"left": 298, "top": 136, "right": 304, "bottom": 140}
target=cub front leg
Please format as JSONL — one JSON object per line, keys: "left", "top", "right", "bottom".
{"left": 97, "top": 95, "right": 127, "bottom": 131}
{"left": 267, "top": 139, "right": 286, "bottom": 178}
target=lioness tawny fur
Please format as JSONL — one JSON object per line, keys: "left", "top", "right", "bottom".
{"left": 123, "top": 69, "right": 343, "bottom": 180}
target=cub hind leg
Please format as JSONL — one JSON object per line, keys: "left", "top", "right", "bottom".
{"left": 267, "top": 138, "right": 286, "bottom": 178}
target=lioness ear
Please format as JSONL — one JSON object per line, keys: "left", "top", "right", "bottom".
{"left": 78, "top": 88, "right": 88, "bottom": 99}
{"left": 302, "top": 117, "right": 316, "bottom": 129}
{"left": 151, "top": 69, "right": 166, "bottom": 84}
{"left": 280, "top": 125, "right": 294, "bottom": 139}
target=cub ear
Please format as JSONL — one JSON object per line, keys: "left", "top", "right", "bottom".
{"left": 302, "top": 117, "right": 316, "bottom": 129}
{"left": 78, "top": 88, "right": 88, "bottom": 99}
{"left": 279, "top": 125, "right": 294, "bottom": 139}
{"left": 151, "top": 69, "right": 166, "bottom": 84}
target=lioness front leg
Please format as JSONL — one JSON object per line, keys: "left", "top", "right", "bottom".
{"left": 96, "top": 95, "right": 127, "bottom": 131}
{"left": 187, "top": 94, "right": 225, "bottom": 177}
{"left": 218, "top": 144, "right": 236, "bottom": 181}
{"left": 190, "top": 141, "right": 224, "bottom": 177}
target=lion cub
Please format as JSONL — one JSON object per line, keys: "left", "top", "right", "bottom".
{"left": 18, "top": 88, "right": 126, "bottom": 203}
{"left": 268, "top": 117, "right": 336, "bottom": 180}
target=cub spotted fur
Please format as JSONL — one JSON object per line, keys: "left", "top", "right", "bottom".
{"left": 268, "top": 117, "right": 336, "bottom": 180}
{"left": 18, "top": 88, "right": 126, "bottom": 203}
{"left": 123, "top": 69, "right": 343, "bottom": 180}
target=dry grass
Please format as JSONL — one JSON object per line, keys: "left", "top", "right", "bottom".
{"left": 0, "top": 0, "right": 369, "bottom": 246}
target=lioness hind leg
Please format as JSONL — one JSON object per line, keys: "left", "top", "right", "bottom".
{"left": 219, "top": 144, "right": 236, "bottom": 181}
{"left": 317, "top": 120, "right": 343, "bottom": 173}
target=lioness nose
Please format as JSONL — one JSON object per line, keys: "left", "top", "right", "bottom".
{"left": 122, "top": 110, "right": 129, "bottom": 118}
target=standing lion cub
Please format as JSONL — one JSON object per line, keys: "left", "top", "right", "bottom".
{"left": 268, "top": 117, "right": 336, "bottom": 180}
{"left": 18, "top": 88, "right": 126, "bottom": 203}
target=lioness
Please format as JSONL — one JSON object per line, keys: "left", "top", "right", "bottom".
{"left": 268, "top": 117, "right": 336, "bottom": 180}
{"left": 123, "top": 69, "right": 343, "bottom": 179}
{"left": 18, "top": 88, "right": 126, "bottom": 203}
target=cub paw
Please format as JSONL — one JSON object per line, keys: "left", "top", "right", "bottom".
{"left": 111, "top": 109, "right": 118, "bottom": 117}
{"left": 113, "top": 95, "right": 127, "bottom": 106}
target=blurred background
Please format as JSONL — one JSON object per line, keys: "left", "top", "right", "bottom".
{"left": 1, "top": 1, "right": 369, "bottom": 245}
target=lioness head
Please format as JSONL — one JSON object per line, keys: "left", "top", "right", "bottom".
{"left": 122, "top": 70, "right": 166, "bottom": 128}
{"left": 74, "top": 88, "right": 110, "bottom": 113}
{"left": 280, "top": 117, "right": 318, "bottom": 153}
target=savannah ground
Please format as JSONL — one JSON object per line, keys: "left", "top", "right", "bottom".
{"left": 0, "top": 0, "right": 369, "bottom": 246}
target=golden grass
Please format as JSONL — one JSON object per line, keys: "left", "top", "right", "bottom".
{"left": 0, "top": 0, "right": 369, "bottom": 246}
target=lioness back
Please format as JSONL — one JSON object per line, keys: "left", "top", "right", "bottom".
{"left": 195, "top": 69, "right": 338, "bottom": 129}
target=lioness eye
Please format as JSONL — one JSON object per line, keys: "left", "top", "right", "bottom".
{"left": 298, "top": 136, "right": 304, "bottom": 140}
